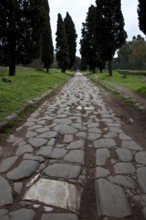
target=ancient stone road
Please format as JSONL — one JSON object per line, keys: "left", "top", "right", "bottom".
{"left": 0, "top": 73, "right": 146, "bottom": 219}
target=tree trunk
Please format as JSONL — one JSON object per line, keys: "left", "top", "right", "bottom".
{"left": 99, "top": 67, "right": 103, "bottom": 73}
{"left": 92, "top": 67, "right": 96, "bottom": 74}
{"left": 108, "top": 60, "right": 113, "bottom": 76}
{"left": 46, "top": 68, "right": 49, "bottom": 73}
{"left": 9, "top": 62, "right": 16, "bottom": 76}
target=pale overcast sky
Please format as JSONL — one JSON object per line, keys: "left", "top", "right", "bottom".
{"left": 49, "top": 0, "right": 145, "bottom": 57}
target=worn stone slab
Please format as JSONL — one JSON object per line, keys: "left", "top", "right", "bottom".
{"left": 137, "top": 167, "right": 146, "bottom": 193}
{"left": 16, "top": 144, "right": 33, "bottom": 156}
{"left": 38, "top": 131, "right": 58, "bottom": 138}
{"left": 94, "top": 139, "right": 116, "bottom": 148}
{"left": 122, "top": 140, "right": 142, "bottom": 151}
{"left": 24, "top": 179, "right": 82, "bottom": 213}
{"left": 114, "top": 162, "right": 135, "bottom": 174}
{"left": 76, "top": 132, "right": 86, "bottom": 138}
{"left": 28, "top": 125, "right": 42, "bottom": 131}
{"left": 67, "top": 140, "right": 85, "bottom": 150}
{"left": 143, "top": 207, "right": 146, "bottom": 218}
{"left": 63, "top": 134, "right": 73, "bottom": 143}
{"left": 135, "top": 151, "right": 146, "bottom": 165}
{"left": 37, "top": 146, "right": 53, "bottom": 157}
{"left": 0, "top": 209, "right": 9, "bottom": 220}
{"left": 26, "top": 131, "right": 37, "bottom": 138}
{"left": 87, "top": 133, "right": 101, "bottom": 141}
{"left": 119, "top": 133, "right": 131, "bottom": 140}
{"left": 116, "top": 148, "right": 132, "bottom": 162}
{"left": 41, "top": 213, "right": 78, "bottom": 220}
{"left": 54, "top": 124, "right": 78, "bottom": 134}
{"left": 0, "top": 156, "right": 18, "bottom": 173}
{"left": 104, "top": 132, "right": 117, "bottom": 138}
{"left": 7, "top": 160, "right": 40, "bottom": 180}
{"left": 0, "top": 176, "right": 13, "bottom": 206}
{"left": 23, "top": 153, "right": 45, "bottom": 162}
{"left": 96, "top": 167, "right": 110, "bottom": 179}
{"left": 95, "top": 179, "right": 131, "bottom": 218}
{"left": 96, "top": 149, "right": 110, "bottom": 166}
{"left": 88, "top": 128, "right": 102, "bottom": 133}
{"left": 64, "top": 150, "right": 84, "bottom": 164}
{"left": 50, "top": 148, "right": 67, "bottom": 159}
{"left": 132, "top": 195, "right": 146, "bottom": 207}
{"left": 43, "top": 163, "right": 81, "bottom": 179}
{"left": 10, "top": 209, "right": 36, "bottom": 220}
{"left": 88, "top": 123, "right": 99, "bottom": 128}
{"left": 109, "top": 175, "right": 135, "bottom": 189}
{"left": 54, "top": 118, "right": 72, "bottom": 125}
{"left": 35, "top": 127, "right": 50, "bottom": 133}
{"left": 28, "top": 138, "right": 48, "bottom": 148}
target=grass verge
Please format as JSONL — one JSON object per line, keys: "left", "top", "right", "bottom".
{"left": 88, "top": 70, "right": 146, "bottom": 97}
{"left": 0, "top": 68, "right": 73, "bottom": 122}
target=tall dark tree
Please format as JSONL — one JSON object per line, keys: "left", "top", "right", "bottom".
{"left": 56, "top": 13, "right": 70, "bottom": 72}
{"left": 41, "top": 0, "right": 54, "bottom": 73}
{"left": 138, "top": 0, "right": 146, "bottom": 35}
{"left": 64, "top": 12, "right": 77, "bottom": 69}
{"left": 0, "top": 0, "right": 44, "bottom": 76}
{"left": 95, "top": 0, "right": 127, "bottom": 76}
{"left": 80, "top": 5, "right": 105, "bottom": 73}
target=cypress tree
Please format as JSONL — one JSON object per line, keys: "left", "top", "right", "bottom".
{"left": 138, "top": 0, "right": 146, "bottom": 35}
{"left": 0, "top": 0, "right": 44, "bottom": 76}
{"left": 41, "top": 0, "right": 54, "bottom": 73}
{"left": 95, "top": 0, "right": 127, "bottom": 76}
{"left": 56, "top": 13, "right": 70, "bottom": 72}
{"left": 64, "top": 12, "right": 77, "bottom": 69}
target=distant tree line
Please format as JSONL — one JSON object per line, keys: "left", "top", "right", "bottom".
{"left": 113, "top": 35, "right": 146, "bottom": 70}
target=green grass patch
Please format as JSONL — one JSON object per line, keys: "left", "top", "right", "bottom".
{"left": 0, "top": 69, "right": 73, "bottom": 122}
{"left": 88, "top": 70, "right": 146, "bottom": 97}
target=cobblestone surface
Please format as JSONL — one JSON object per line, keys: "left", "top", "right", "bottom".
{"left": 0, "top": 73, "right": 146, "bottom": 219}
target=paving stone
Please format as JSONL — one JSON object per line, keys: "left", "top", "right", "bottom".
{"left": 0, "top": 156, "right": 18, "bottom": 173}
{"left": 41, "top": 213, "right": 78, "bottom": 220}
{"left": 24, "top": 179, "right": 82, "bottom": 213}
{"left": 119, "top": 133, "right": 131, "bottom": 140}
{"left": 54, "top": 118, "right": 72, "bottom": 125}
{"left": 54, "top": 124, "right": 78, "bottom": 134}
{"left": 43, "top": 163, "right": 81, "bottom": 179}
{"left": 23, "top": 153, "right": 45, "bottom": 162}
{"left": 37, "top": 146, "right": 53, "bottom": 157}
{"left": 96, "top": 167, "right": 110, "bottom": 179}
{"left": 35, "top": 127, "right": 50, "bottom": 133}
{"left": 14, "top": 182, "right": 23, "bottom": 195}
{"left": 94, "top": 139, "right": 116, "bottom": 148}
{"left": 95, "top": 179, "right": 131, "bottom": 218}
{"left": 108, "top": 175, "right": 135, "bottom": 189}
{"left": 67, "top": 140, "right": 85, "bottom": 150}
{"left": 50, "top": 148, "right": 67, "bottom": 159}
{"left": 47, "top": 138, "right": 56, "bottom": 146}
{"left": 63, "top": 134, "right": 73, "bottom": 143}
{"left": 88, "top": 123, "right": 99, "bottom": 128}
{"left": 26, "top": 131, "right": 37, "bottom": 138}
{"left": 10, "top": 208, "right": 36, "bottom": 220}
{"left": 7, "top": 160, "right": 40, "bottom": 180}
{"left": 137, "top": 167, "right": 146, "bottom": 193}
{"left": 96, "top": 149, "right": 110, "bottom": 166}
{"left": 104, "top": 132, "right": 117, "bottom": 138}
{"left": 116, "top": 148, "right": 132, "bottom": 162}
{"left": 122, "top": 140, "right": 142, "bottom": 151}
{"left": 143, "top": 207, "right": 146, "bottom": 218}
{"left": 87, "top": 133, "right": 101, "bottom": 141}
{"left": 76, "top": 132, "right": 86, "bottom": 138}
{"left": 135, "top": 151, "right": 146, "bottom": 165}
{"left": 64, "top": 150, "right": 84, "bottom": 164}
{"left": 88, "top": 128, "right": 102, "bottom": 133}
{"left": 28, "top": 138, "right": 48, "bottom": 148}
{"left": 0, "top": 176, "right": 13, "bottom": 206}
{"left": 38, "top": 131, "right": 58, "bottom": 138}
{"left": 114, "top": 162, "right": 135, "bottom": 174}
{"left": 0, "top": 209, "right": 9, "bottom": 220}
{"left": 109, "top": 127, "right": 123, "bottom": 133}
{"left": 16, "top": 144, "right": 33, "bottom": 156}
